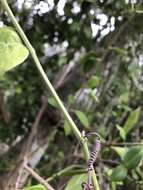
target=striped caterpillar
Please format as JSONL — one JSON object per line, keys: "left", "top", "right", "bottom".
{"left": 82, "top": 132, "right": 101, "bottom": 190}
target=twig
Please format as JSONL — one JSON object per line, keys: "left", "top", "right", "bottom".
{"left": 15, "top": 163, "right": 24, "bottom": 190}
{"left": 101, "top": 159, "right": 119, "bottom": 166}
{"left": 105, "top": 142, "right": 143, "bottom": 146}
{"left": 23, "top": 161, "right": 55, "bottom": 190}
{"left": 54, "top": 62, "right": 75, "bottom": 90}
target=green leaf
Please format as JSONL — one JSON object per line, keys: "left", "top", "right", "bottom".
{"left": 68, "top": 95, "right": 75, "bottom": 104}
{"left": 109, "top": 46, "right": 127, "bottom": 57}
{"left": 83, "top": 26, "right": 92, "bottom": 38}
{"left": 118, "top": 92, "right": 129, "bottom": 104}
{"left": 116, "top": 125, "right": 126, "bottom": 140}
{"left": 48, "top": 97, "right": 58, "bottom": 108}
{"left": 75, "top": 110, "right": 89, "bottom": 129}
{"left": 87, "top": 75, "right": 100, "bottom": 88}
{"left": 89, "top": 90, "right": 99, "bottom": 102}
{"left": 123, "top": 107, "right": 140, "bottom": 135}
{"left": 23, "top": 185, "right": 46, "bottom": 190}
{"left": 81, "top": 52, "right": 96, "bottom": 72}
{"left": 111, "top": 146, "right": 127, "bottom": 159}
{"left": 0, "top": 27, "right": 29, "bottom": 75}
{"left": 128, "top": 63, "right": 140, "bottom": 77}
{"left": 123, "top": 146, "right": 143, "bottom": 169}
{"left": 110, "top": 164, "right": 127, "bottom": 181}
{"left": 64, "top": 120, "right": 72, "bottom": 136}
{"left": 64, "top": 174, "right": 87, "bottom": 190}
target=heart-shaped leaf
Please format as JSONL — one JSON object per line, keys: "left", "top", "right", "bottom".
{"left": 0, "top": 27, "right": 29, "bottom": 75}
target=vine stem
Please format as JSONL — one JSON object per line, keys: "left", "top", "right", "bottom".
{"left": 0, "top": 1, "right": 100, "bottom": 190}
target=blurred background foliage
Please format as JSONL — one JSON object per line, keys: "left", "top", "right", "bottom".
{"left": 0, "top": 0, "right": 143, "bottom": 190}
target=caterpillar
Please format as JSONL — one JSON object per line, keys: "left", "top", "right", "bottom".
{"left": 82, "top": 132, "right": 101, "bottom": 190}
{"left": 88, "top": 135, "right": 101, "bottom": 171}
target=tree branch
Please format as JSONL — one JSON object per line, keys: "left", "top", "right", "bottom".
{"left": 23, "top": 159, "right": 55, "bottom": 190}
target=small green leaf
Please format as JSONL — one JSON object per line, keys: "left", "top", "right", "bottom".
{"left": 109, "top": 46, "right": 127, "bottom": 57}
{"left": 64, "top": 120, "right": 71, "bottom": 136}
{"left": 111, "top": 146, "right": 127, "bottom": 159}
{"left": 123, "top": 107, "right": 140, "bottom": 135}
{"left": 128, "top": 63, "right": 140, "bottom": 77}
{"left": 0, "top": 27, "right": 29, "bottom": 75}
{"left": 81, "top": 52, "right": 96, "bottom": 72}
{"left": 116, "top": 125, "right": 126, "bottom": 140}
{"left": 118, "top": 92, "right": 129, "bottom": 104}
{"left": 83, "top": 26, "right": 92, "bottom": 38}
{"left": 123, "top": 146, "right": 143, "bottom": 169}
{"left": 110, "top": 164, "right": 127, "bottom": 181}
{"left": 64, "top": 174, "right": 87, "bottom": 190}
{"left": 89, "top": 90, "right": 99, "bottom": 102}
{"left": 75, "top": 110, "right": 89, "bottom": 128}
{"left": 87, "top": 75, "right": 100, "bottom": 88}
{"left": 23, "top": 185, "right": 46, "bottom": 190}
{"left": 68, "top": 95, "right": 75, "bottom": 104}
{"left": 48, "top": 97, "right": 58, "bottom": 108}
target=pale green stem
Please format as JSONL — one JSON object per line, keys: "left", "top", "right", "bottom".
{"left": 105, "top": 142, "right": 143, "bottom": 146}
{"left": 0, "top": 1, "right": 100, "bottom": 189}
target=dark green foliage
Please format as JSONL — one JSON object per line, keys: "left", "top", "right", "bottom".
{"left": 111, "top": 164, "right": 127, "bottom": 181}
